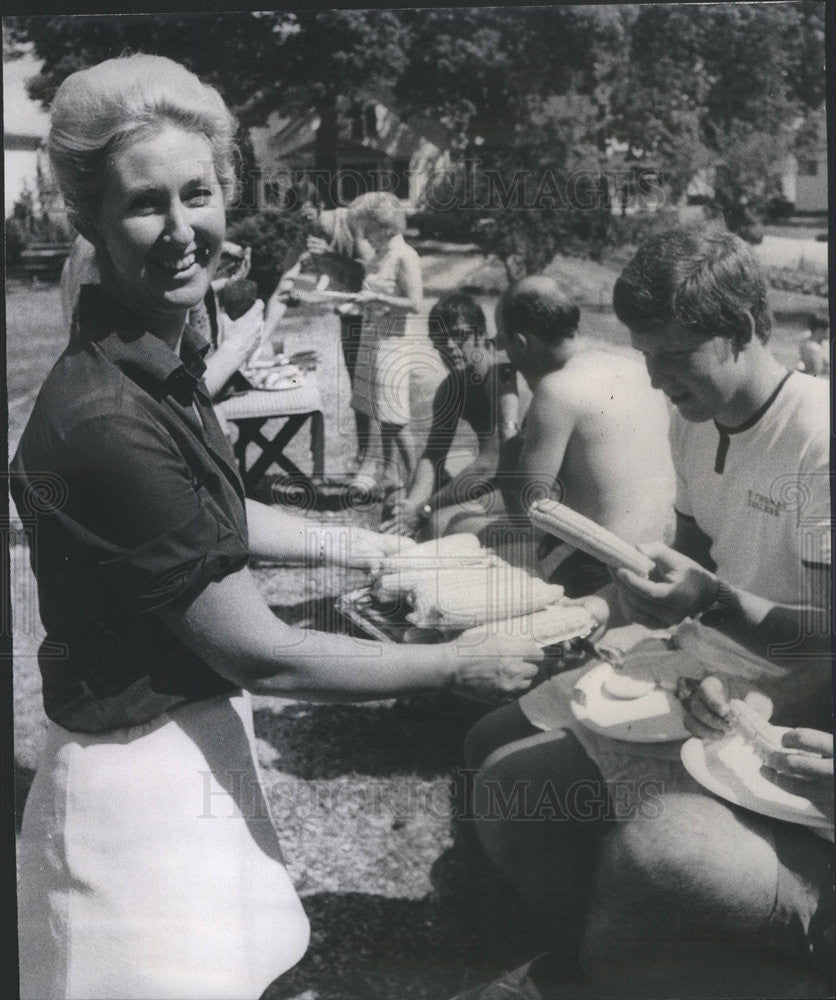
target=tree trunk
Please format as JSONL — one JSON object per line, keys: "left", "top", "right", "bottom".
{"left": 314, "top": 97, "right": 340, "bottom": 209}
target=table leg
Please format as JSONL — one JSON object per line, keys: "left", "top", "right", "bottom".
{"left": 231, "top": 412, "right": 325, "bottom": 493}
{"left": 310, "top": 410, "right": 325, "bottom": 479}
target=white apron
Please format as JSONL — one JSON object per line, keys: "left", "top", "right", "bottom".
{"left": 18, "top": 690, "right": 309, "bottom": 1000}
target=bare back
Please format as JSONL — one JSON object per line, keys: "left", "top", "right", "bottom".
{"left": 519, "top": 347, "right": 675, "bottom": 545}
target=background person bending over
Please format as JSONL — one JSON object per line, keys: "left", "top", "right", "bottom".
{"left": 797, "top": 311, "right": 830, "bottom": 377}
{"left": 383, "top": 292, "right": 521, "bottom": 539}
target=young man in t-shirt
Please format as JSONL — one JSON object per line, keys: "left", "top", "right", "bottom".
{"left": 460, "top": 226, "right": 831, "bottom": 999}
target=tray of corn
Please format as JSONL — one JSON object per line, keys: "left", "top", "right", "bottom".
{"left": 337, "top": 533, "right": 599, "bottom": 650}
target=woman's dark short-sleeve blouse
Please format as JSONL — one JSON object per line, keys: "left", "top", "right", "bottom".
{"left": 10, "top": 286, "right": 249, "bottom": 733}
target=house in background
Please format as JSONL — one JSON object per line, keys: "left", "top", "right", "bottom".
{"left": 3, "top": 52, "right": 50, "bottom": 218}
{"left": 780, "top": 106, "right": 828, "bottom": 214}
{"left": 249, "top": 102, "right": 452, "bottom": 209}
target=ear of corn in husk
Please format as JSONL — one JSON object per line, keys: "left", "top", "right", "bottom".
{"left": 457, "top": 602, "right": 594, "bottom": 646}
{"left": 406, "top": 563, "right": 565, "bottom": 629}
{"left": 379, "top": 533, "right": 488, "bottom": 575}
{"left": 529, "top": 499, "right": 655, "bottom": 577}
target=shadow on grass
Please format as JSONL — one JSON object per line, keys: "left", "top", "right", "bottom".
{"left": 262, "top": 865, "right": 542, "bottom": 1000}
{"left": 254, "top": 694, "right": 487, "bottom": 781}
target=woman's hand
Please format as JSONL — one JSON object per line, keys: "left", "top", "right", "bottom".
{"left": 447, "top": 635, "right": 543, "bottom": 702}
{"left": 318, "top": 525, "right": 416, "bottom": 571}
{"left": 613, "top": 541, "right": 719, "bottom": 628}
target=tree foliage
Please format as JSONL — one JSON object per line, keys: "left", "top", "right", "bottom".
{"left": 7, "top": 4, "right": 825, "bottom": 253}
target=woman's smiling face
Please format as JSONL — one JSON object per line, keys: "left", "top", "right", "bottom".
{"left": 93, "top": 124, "right": 225, "bottom": 332}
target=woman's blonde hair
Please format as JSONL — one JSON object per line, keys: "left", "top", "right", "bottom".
{"left": 49, "top": 54, "right": 238, "bottom": 234}
{"left": 347, "top": 191, "right": 406, "bottom": 238}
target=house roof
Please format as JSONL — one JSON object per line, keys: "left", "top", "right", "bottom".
{"left": 250, "top": 104, "right": 445, "bottom": 173}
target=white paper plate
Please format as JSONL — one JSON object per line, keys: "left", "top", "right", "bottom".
{"left": 681, "top": 733, "right": 833, "bottom": 830}
{"left": 570, "top": 661, "right": 690, "bottom": 742}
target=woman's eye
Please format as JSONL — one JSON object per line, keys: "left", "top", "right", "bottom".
{"left": 129, "top": 197, "right": 160, "bottom": 215}
{"left": 186, "top": 189, "right": 213, "bottom": 206}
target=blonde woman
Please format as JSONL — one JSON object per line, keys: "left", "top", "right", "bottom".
{"left": 348, "top": 191, "right": 425, "bottom": 491}
{"left": 12, "top": 55, "right": 541, "bottom": 1000}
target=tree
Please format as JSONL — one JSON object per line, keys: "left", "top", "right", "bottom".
{"left": 7, "top": 5, "right": 826, "bottom": 252}
{"left": 612, "top": 3, "right": 826, "bottom": 236}
{"left": 5, "top": 11, "right": 411, "bottom": 207}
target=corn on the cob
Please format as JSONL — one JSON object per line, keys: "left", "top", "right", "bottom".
{"left": 457, "top": 602, "right": 594, "bottom": 647}
{"left": 380, "top": 533, "right": 487, "bottom": 575}
{"left": 728, "top": 699, "right": 785, "bottom": 760}
{"left": 407, "top": 563, "right": 565, "bottom": 629}
{"left": 372, "top": 566, "right": 459, "bottom": 603}
{"left": 529, "top": 499, "right": 655, "bottom": 577}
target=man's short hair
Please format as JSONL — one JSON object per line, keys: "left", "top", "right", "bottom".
{"left": 428, "top": 292, "right": 487, "bottom": 349}
{"left": 613, "top": 224, "right": 772, "bottom": 344}
{"left": 498, "top": 276, "right": 580, "bottom": 344}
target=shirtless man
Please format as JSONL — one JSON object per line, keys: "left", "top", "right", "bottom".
{"left": 496, "top": 276, "right": 674, "bottom": 596}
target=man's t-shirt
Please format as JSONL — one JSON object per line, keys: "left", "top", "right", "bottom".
{"left": 670, "top": 370, "right": 830, "bottom": 678}
{"left": 671, "top": 370, "right": 830, "bottom": 605}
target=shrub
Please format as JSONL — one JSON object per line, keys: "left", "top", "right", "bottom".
{"left": 226, "top": 208, "right": 311, "bottom": 299}
{"left": 408, "top": 209, "right": 477, "bottom": 244}
{"left": 764, "top": 197, "right": 795, "bottom": 221}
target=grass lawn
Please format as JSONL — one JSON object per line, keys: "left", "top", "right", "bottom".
{"left": 7, "top": 252, "right": 829, "bottom": 998}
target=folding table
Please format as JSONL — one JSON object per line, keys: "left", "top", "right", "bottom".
{"left": 215, "top": 376, "right": 324, "bottom": 493}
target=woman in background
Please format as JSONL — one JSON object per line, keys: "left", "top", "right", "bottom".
{"left": 348, "top": 191, "right": 425, "bottom": 492}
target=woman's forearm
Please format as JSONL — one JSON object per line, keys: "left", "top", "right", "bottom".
{"left": 246, "top": 499, "right": 310, "bottom": 561}
{"left": 245, "top": 498, "right": 409, "bottom": 568}
{"left": 367, "top": 293, "right": 421, "bottom": 313}
{"left": 163, "top": 567, "right": 456, "bottom": 700}
{"left": 163, "top": 565, "right": 540, "bottom": 702}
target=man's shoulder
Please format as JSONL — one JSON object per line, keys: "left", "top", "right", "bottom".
{"left": 545, "top": 348, "right": 653, "bottom": 403}
{"left": 781, "top": 369, "right": 830, "bottom": 412}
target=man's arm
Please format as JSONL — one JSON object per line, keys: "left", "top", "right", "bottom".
{"left": 382, "top": 377, "right": 461, "bottom": 534}
{"left": 507, "top": 379, "right": 575, "bottom": 516}
{"left": 672, "top": 512, "right": 716, "bottom": 570}
{"left": 613, "top": 541, "right": 832, "bottom": 733}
